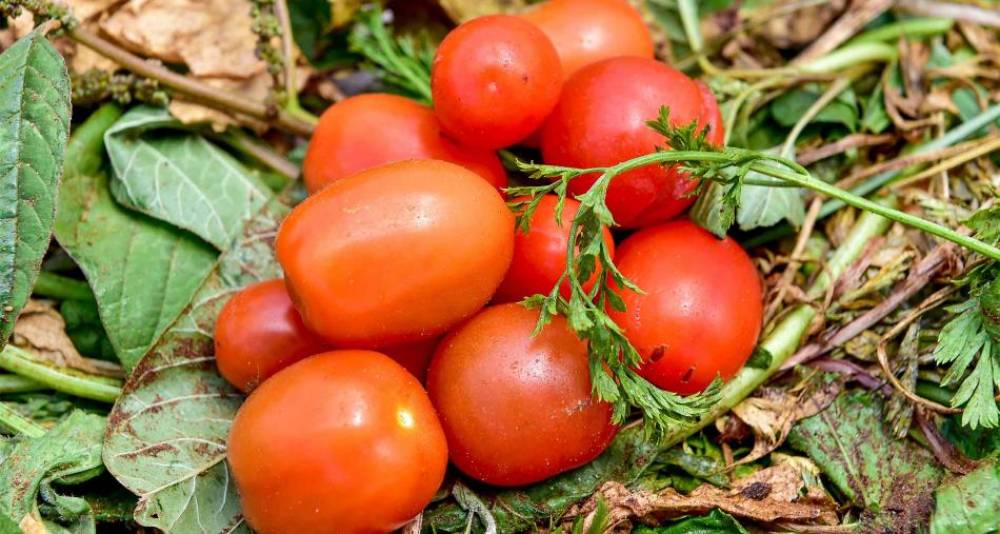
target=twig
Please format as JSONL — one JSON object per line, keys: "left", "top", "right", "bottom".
{"left": 273, "top": 0, "right": 297, "bottom": 107}
{"left": 792, "top": 0, "right": 894, "bottom": 65}
{"left": 891, "top": 134, "right": 1000, "bottom": 189}
{"left": 764, "top": 198, "right": 823, "bottom": 325}
{"left": 796, "top": 133, "right": 897, "bottom": 166}
{"left": 897, "top": 0, "right": 1000, "bottom": 28}
{"left": 833, "top": 139, "right": 982, "bottom": 190}
{"left": 809, "top": 357, "right": 891, "bottom": 393}
{"left": 915, "top": 409, "right": 977, "bottom": 474}
{"left": 217, "top": 130, "right": 300, "bottom": 180}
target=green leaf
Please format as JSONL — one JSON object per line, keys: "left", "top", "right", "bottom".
{"left": 940, "top": 414, "right": 1000, "bottom": 460}
{"left": 735, "top": 156, "right": 805, "bottom": 232}
{"left": 930, "top": 461, "right": 999, "bottom": 533}
{"left": 965, "top": 206, "right": 1000, "bottom": 245}
{"left": 104, "top": 106, "right": 272, "bottom": 250}
{"left": 633, "top": 509, "right": 748, "bottom": 534}
{"left": 102, "top": 194, "right": 291, "bottom": 533}
{"left": 0, "top": 411, "right": 105, "bottom": 532}
{"left": 54, "top": 106, "right": 218, "bottom": 371}
{"left": 771, "top": 86, "right": 859, "bottom": 132}
{"left": 689, "top": 181, "right": 736, "bottom": 238}
{"left": 0, "top": 30, "right": 71, "bottom": 349}
{"left": 861, "top": 84, "right": 891, "bottom": 134}
{"left": 788, "top": 390, "right": 944, "bottom": 531}
{"left": 934, "top": 300, "right": 1000, "bottom": 429}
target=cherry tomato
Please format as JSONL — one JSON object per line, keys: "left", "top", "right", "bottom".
{"left": 493, "top": 195, "right": 615, "bottom": 303}
{"left": 522, "top": 0, "right": 653, "bottom": 81}
{"left": 432, "top": 15, "right": 562, "bottom": 149}
{"left": 609, "top": 221, "right": 762, "bottom": 395}
{"left": 381, "top": 338, "right": 439, "bottom": 382}
{"left": 302, "top": 93, "right": 506, "bottom": 194}
{"left": 428, "top": 303, "right": 617, "bottom": 486}
{"left": 228, "top": 350, "right": 448, "bottom": 534}
{"left": 213, "top": 279, "right": 329, "bottom": 392}
{"left": 541, "top": 57, "right": 725, "bottom": 228}
{"left": 277, "top": 159, "right": 514, "bottom": 347}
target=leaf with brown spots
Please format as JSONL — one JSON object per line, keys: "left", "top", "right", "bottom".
{"left": 788, "top": 390, "right": 945, "bottom": 532}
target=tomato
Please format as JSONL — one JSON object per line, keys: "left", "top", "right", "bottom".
{"left": 213, "top": 279, "right": 329, "bottom": 392}
{"left": 302, "top": 93, "right": 506, "bottom": 194}
{"left": 228, "top": 350, "right": 448, "bottom": 534}
{"left": 541, "top": 57, "right": 725, "bottom": 228}
{"left": 493, "top": 195, "right": 615, "bottom": 303}
{"left": 432, "top": 15, "right": 562, "bottom": 149}
{"left": 381, "top": 338, "right": 439, "bottom": 382}
{"left": 427, "top": 303, "right": 617, "bottom": 486}
{"left": 522, "top": 0, "right": 653, "bottom": 81}
{"left": 609, "top": 221, "right": 762, "bottom": 395}
{"left": 276, "top": 159, "right": 514, "bottom": 347}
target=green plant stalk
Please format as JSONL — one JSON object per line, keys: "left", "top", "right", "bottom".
{"left": 0, "top": 401, "right": 45, "bottom": 438}
{"left": 802, "top": 41, "right": 898, "bottom": 73}
{"left": 916, "top": 380, "right": 954, "bottom": 405}
{"left": 0, "top": 374, "right": 46, "bottom": 394}
{"left": 658, "top": 206, "right": 895, "bottom": 448}
{"left": 0, "top": 346, "right": 122, "bottom": 403}
{"left": 848, "top": 17, "right": 954, "bottom": 45}
{"left": 32, "top": 271, "right": 94, "bottom": 302}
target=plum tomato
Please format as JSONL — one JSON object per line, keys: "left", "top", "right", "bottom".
{"left": 427, "top": 303, "right": 618, "bottom": 486}
{"left": 381, "top": 338, "right": 439, "bottom": 382}
{"left": 276, "top": 159, "right": 514, "bottom": 348}
{"left": 432, "top": 15, "right": 562, "bottom": 149}
{"left": 522, "top": 0, "right": 653, "bottom": 81}
{"left": 493, "top": 195, "right": 614, "bottom": 303}
{"left": 541, "top": 57, "right": 725, "bottom": 228}
{"left": 228, "top": 351, "right": 448, "bottom": 534}
{"left": 302, "top": 93, "right": 506, "bottom": 194}
{"left": 609, "top": 221, "right": 762, "bottom": 395}
{"left": 213, "top": 279, "right": 329, "bottom": 392}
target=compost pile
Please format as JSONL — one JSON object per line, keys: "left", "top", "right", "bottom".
{"left": 0, "top": 0, "right": 997, "bottom": 532}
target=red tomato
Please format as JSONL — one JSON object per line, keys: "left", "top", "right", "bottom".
{"left": 381, "top": 338, "right": 439, "bottom": 382}
{"left": 609, "top": 221, "right": 762, "bottom": 395}
{"left": 302, "top": 93, "right": 506, "bottom": 194}
{"left": 276, "top": 159, "right": 514, "bottom": 347}
{"left": 493, "top": 195, "right": 615, "bottom": 303}
{"left": 522, "top": 0, "right": 653, "bottom": 81}
{"left": 428, "top": 303, "right": 618, "bottom": 486}
{"left": 541, "top": 57, "right": 725, "bottom": 228}
{"left": 228, "top": 351, "right": 448, "bottom": 534}
{"left": 432, "top": 15, "right": 562, "bottom": 149}
{"left": 213, "top": 279, "right": 329, "bottom": 392}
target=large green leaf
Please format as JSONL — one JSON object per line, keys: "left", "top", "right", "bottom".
{"left": 788, "top": 390, "right": 944, "bottom": 531}
{"left": 104, "top": 106, "right": 272, "bottom": 250}
{"left": 0, "top": 411, "right": 105, "bottom": 533}
{"left": 0, "top": 30, "right": 71, "bottom": 349}
{"left": 103, "top": 195, "right": 291, "bottom": 533}
{"left": 930, "top": 461, "right": 999, "bottom": 533}
{"left": 633, "top": 509, "right": 748, "bottom": 534}
{"left": 54, "top": 105, "right": 218, "bottom": 371}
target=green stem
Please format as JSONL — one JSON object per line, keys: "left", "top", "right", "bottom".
{"left": 916, "top": 380, "right": 954, "bottom": 405}
{"left": 848, "top": 17, "right": 954, "bottom": 45}
{"left": 659, "top": 206, "right": 894, "bottom": 448}
{"left": 0, "top": 402, "right": 45, "bottom": 438}
{"left": 32, "top": 272, "right": 94, "bottom": 302}
{"left": 0, "top": 374, "right": 46, "bottom": 394}
{"left": 802, "top": 42, "right": 898, "bottom": 73}
{"left": 0, "top": 346, "right": 122, "bottom": 403}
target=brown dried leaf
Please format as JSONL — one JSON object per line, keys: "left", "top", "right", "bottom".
{"left": 758, "top": 0, "right": 847, "bottom": 50}
{"left": 56, "top": 0, "right": 121, "bottom": 21}
{"left": 100, "top": 0, "right": 264, "bottom": 78}
{"left": 437, "top": 0, "right": 525, "bottom": 22}
{"left": 11, "top": 300, "right": 122, "bottom": 377}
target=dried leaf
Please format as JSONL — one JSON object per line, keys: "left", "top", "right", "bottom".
{"left": 437, "top": 0, "right": 525, "bottom": 22}
{"left": 11, "top": 300, "right": 120, "bottom": 377}
{"left": 758, "top": 0, "right": 847, "bottom": 50}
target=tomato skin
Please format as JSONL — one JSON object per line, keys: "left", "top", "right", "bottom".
{"left": 228, "top": 351, "right": 448, "bottom": 534}
{"left": 522, "top": 0, "right": 653, "bottom": 81}
{"left": 541, "top": 57, "right": 725, "bottom": 228}
{"left": 609, "top": 221, "right": 762, "bottom": 395}
{"left": 302, "top": 93, "right": 506, "bottom": 194}
{"left": 432, "top": 15, "right": 562, "bottom": 149}
{"left": 381, "top": 338, "right": 439, "bottom": 382}
{"left": 276, "top": 159, "right": 514, "bottom": 348}
{"left": 493, "top": 195, "right": 615, "bottom": 303}
{"left": 428, "top": 303, "right": 618, "bottom": 486}
{"left": 213, "top": 279, "right": 329, "bottom": 392}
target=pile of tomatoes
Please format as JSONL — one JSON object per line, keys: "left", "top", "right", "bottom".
{"left": 219, "top": 1, "right": 763, "bottom": 532}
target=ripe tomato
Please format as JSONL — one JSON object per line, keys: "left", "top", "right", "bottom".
{"left": 427, "top": 303, "right": 617, "bottom": 486}
{"left": 522, "top": 0, "right": 653, "bottom": 81}
{"left": 276, "top": 159, "right": 514, "bottom": 347}
{"left": 213, "top": 279, "right": 329, "bottom": 392}
{"left": 493, "top": 195, "right": 615, "bottom": 303}
{"left": 302, "top": 93, "right": 506, "bottom": 194}
{"left": 541, "top": 57, "right": 725, "bottom": 228}
{"left": 609, "top": 221, "right": 762, "bottom": 395}
{"left": 381, "top": 338, "right": 439, "bottom": 382}
{"left": 432, "top": 15, "right": 562, "bottom": 149}
{"left": 228, "top": 351, "right": 448, "bottom": 534}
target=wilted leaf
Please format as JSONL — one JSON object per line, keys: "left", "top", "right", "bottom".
{"left": 12, "top": 300, "right": 120, "bottom": 377}
{"left": 103, "top": 193, "right": 291, "bottom": 533}
{"left": 104, "top": 106, "right": 272, "bottom": 249}
{"left": 54, "top": 105, "right": 217, "bottom": 371}
{"left": 930, "top": 461, "right": 999, "bottom": 533}
{"left": 0, "top": 411, "right": 105, "bottom": 533}
{"left": 788, "top": 390, "right": 945, "bottom": 531}
{"left": 0, "top": 30, "right": 71, "bottom": 351}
